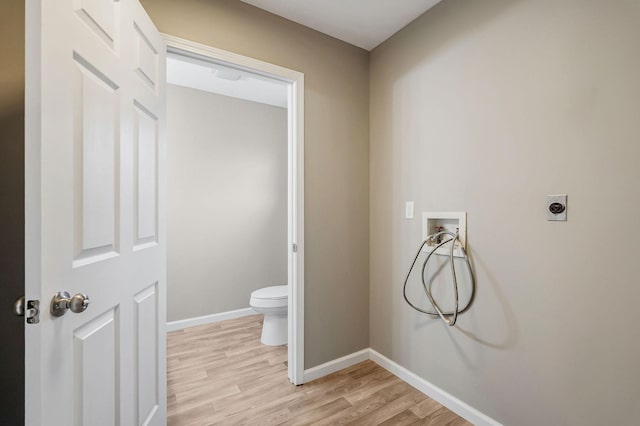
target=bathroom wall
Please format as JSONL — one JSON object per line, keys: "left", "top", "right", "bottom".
{"left": 0, "top": 0, "right": 24, "bottom": 424}
{"left": 142, "top": 0, "right": 370, "bottom": 368}
{"left": 166, "top": 84, "right": 288, "bottom": 322}
{"left": 370, "top": 0, "right": 640, "bottom": 425}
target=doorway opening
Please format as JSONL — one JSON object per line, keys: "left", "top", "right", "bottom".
{"left": 163, "top": 35, "right": 305, "bottom": 385}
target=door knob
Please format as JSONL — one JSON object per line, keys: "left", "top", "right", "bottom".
{"left": 50, "top": 291, "right": 90, "bottom": 317}
{"left": 14, "top": 296, "right": 25, "bottom": 316}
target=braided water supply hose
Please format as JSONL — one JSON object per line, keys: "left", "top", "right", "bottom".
{"left": 402, "top": 231, "right": 475, "bottom": 326}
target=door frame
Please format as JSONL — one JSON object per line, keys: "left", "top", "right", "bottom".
{"left": 162, "top": 34, "right": 305, "bottom": 385}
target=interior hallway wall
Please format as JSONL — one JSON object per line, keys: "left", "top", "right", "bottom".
{"left": 0, "top": 0, "right": 24, "bottom": 424}
{"left": 369, "top": 0, "right": 640, "bottom": 424}
{"left": 142, "top": 0, "right": 370, "bottom": 368}
{"left": 166, "top": 85, "right": 287, "bottom": 322}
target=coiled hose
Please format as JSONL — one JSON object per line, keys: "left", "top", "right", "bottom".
{"left": 402, "top": 231, "right": 475, "bottom": 326}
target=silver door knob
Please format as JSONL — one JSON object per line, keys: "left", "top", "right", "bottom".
{"left": 50, "top": 291, "right": 90, "bottom": 317}
{"left": 14, "top": 296, "right": 25, "bottom": 316}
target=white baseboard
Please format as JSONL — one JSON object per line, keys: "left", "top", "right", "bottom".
{"left": 166, "top": 307, "right": 255, "bottom": 332}
{"left": 303, "top": 348, "right": 370, "bottom": 383}
{"left": 303, "top": 348, "right": 501, "bottom": 426}
{"left": 369, "top": 349, "right": 501, "bottom": 426}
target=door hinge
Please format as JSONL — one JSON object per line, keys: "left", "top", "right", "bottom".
{"left": 292, "top": 243, "right": 298, "bottom": 253}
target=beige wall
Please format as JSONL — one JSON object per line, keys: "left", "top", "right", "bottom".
{"left": 370, "top": 0, "right": 640, "bottom": 424}
{"left": 13, "top": 0, "right": 637, "bottom": 422}
{"left": 167, "top": 84, "right": 288, "bottom": 322}
{"left": 142, "top": 0, "right": 370, "bottom": 367}
{"left": 0, "top": 0, "right": 24, "bottom": 424}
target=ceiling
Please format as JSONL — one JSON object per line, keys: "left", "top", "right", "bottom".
{"left": 166, "top": 1, "right": 445, "bottom": 104}
{"left": 240, "top": 0, "right": 443, "bottom": 51}
{"left": 167, "top": 54, "right": 288, "bottom": 108}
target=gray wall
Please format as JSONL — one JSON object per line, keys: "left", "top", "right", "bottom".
{"left": 0, "top": 0, "right": 24, "bottom": 424}
{"left": 370, "top": 0, "right": 640, "bottom": 425}
{"left": 167, "top": 84, "right": 288, "bottom": 322}
{"left": 143, "top": 0, "right": 370, "bottom": 368}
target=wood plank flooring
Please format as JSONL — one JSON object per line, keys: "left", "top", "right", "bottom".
{"left": 167, "top": 315, "right": 471, "bottom": 426}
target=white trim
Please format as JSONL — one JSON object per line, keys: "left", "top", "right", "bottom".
{"left": 161, "top": 34, "right": 305, "bottom": 385}
{"left": 288, "top": 72, "right": 305, "bottom": 386}
{"left": 303, "top": 349, "right": 370, "bottom": 383}
{"left": 166, "top": 308, "right": 256, "bottom": 332}
{"left": 162, "top": 34, "right": 302, "bottom": 82}
{"left": 369, "top": 349, "right": 502, "bottom": 426}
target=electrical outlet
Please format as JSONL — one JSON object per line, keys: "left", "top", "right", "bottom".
{"left": 547, "top": 194, "right": 567, "bottom": 221}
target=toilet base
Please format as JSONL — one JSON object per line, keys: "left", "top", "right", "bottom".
{"left": 261, "top": 313, "right": 287, "bottom": 346}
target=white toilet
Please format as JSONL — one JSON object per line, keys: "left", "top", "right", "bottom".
{"left": 249, "top": 285, "right": 288, "bottom": 346}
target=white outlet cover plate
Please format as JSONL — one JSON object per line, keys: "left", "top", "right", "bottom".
{"left": 405, "top": 201, "right": 414, "bottom": 219}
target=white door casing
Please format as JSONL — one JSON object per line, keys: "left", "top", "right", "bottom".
{"left": 25, "top": 1, "right": 166, "bottom": 425}
{"left": 162, "top": 34, "right": 306, "bottom": 385}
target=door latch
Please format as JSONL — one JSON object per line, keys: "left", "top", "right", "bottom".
{"left": 26, "top": 300, "right": 40, "bottom": 324}
{"left": 14, "top": 296, "right": 40, "bottom": 324}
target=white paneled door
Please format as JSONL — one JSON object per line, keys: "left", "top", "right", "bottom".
{"left": 25, "top": 1, "right": 166, "bottom": 425}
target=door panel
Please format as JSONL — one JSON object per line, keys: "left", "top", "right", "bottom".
{"left": 134, "top": 24, "right": 159, "bottom": 90}
{"left": 25, "top": 1, "right": 166, "bottom": 424}
{"left": 133, "top": 102, "right": 158, "bottom": 247}
{"left": 134, "top": 283, "right": 159, "bottom": 425}
{"left": 73, "top": 53, "right": 120, "bottom": 265}
{"left": 74, "top": 0, "right": 118, "bottom": 49}
{"left": 73, "top": 308, "right": 119, "bottom": 426}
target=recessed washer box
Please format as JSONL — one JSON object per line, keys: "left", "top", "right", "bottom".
{"left": 422, "top": 211, "right": 467, "bottom": 258}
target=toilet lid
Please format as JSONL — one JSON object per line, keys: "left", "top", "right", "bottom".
{"left": 251, "top": 285, "right": 288, "bottom": 300}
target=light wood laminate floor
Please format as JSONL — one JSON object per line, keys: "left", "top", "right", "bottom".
{"left": 167, "top": 315, "right": 471, "bottom": 426}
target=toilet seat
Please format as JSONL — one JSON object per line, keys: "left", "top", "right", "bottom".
{"left": 250, "top": 285, "right": 288, "bottom": 309}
